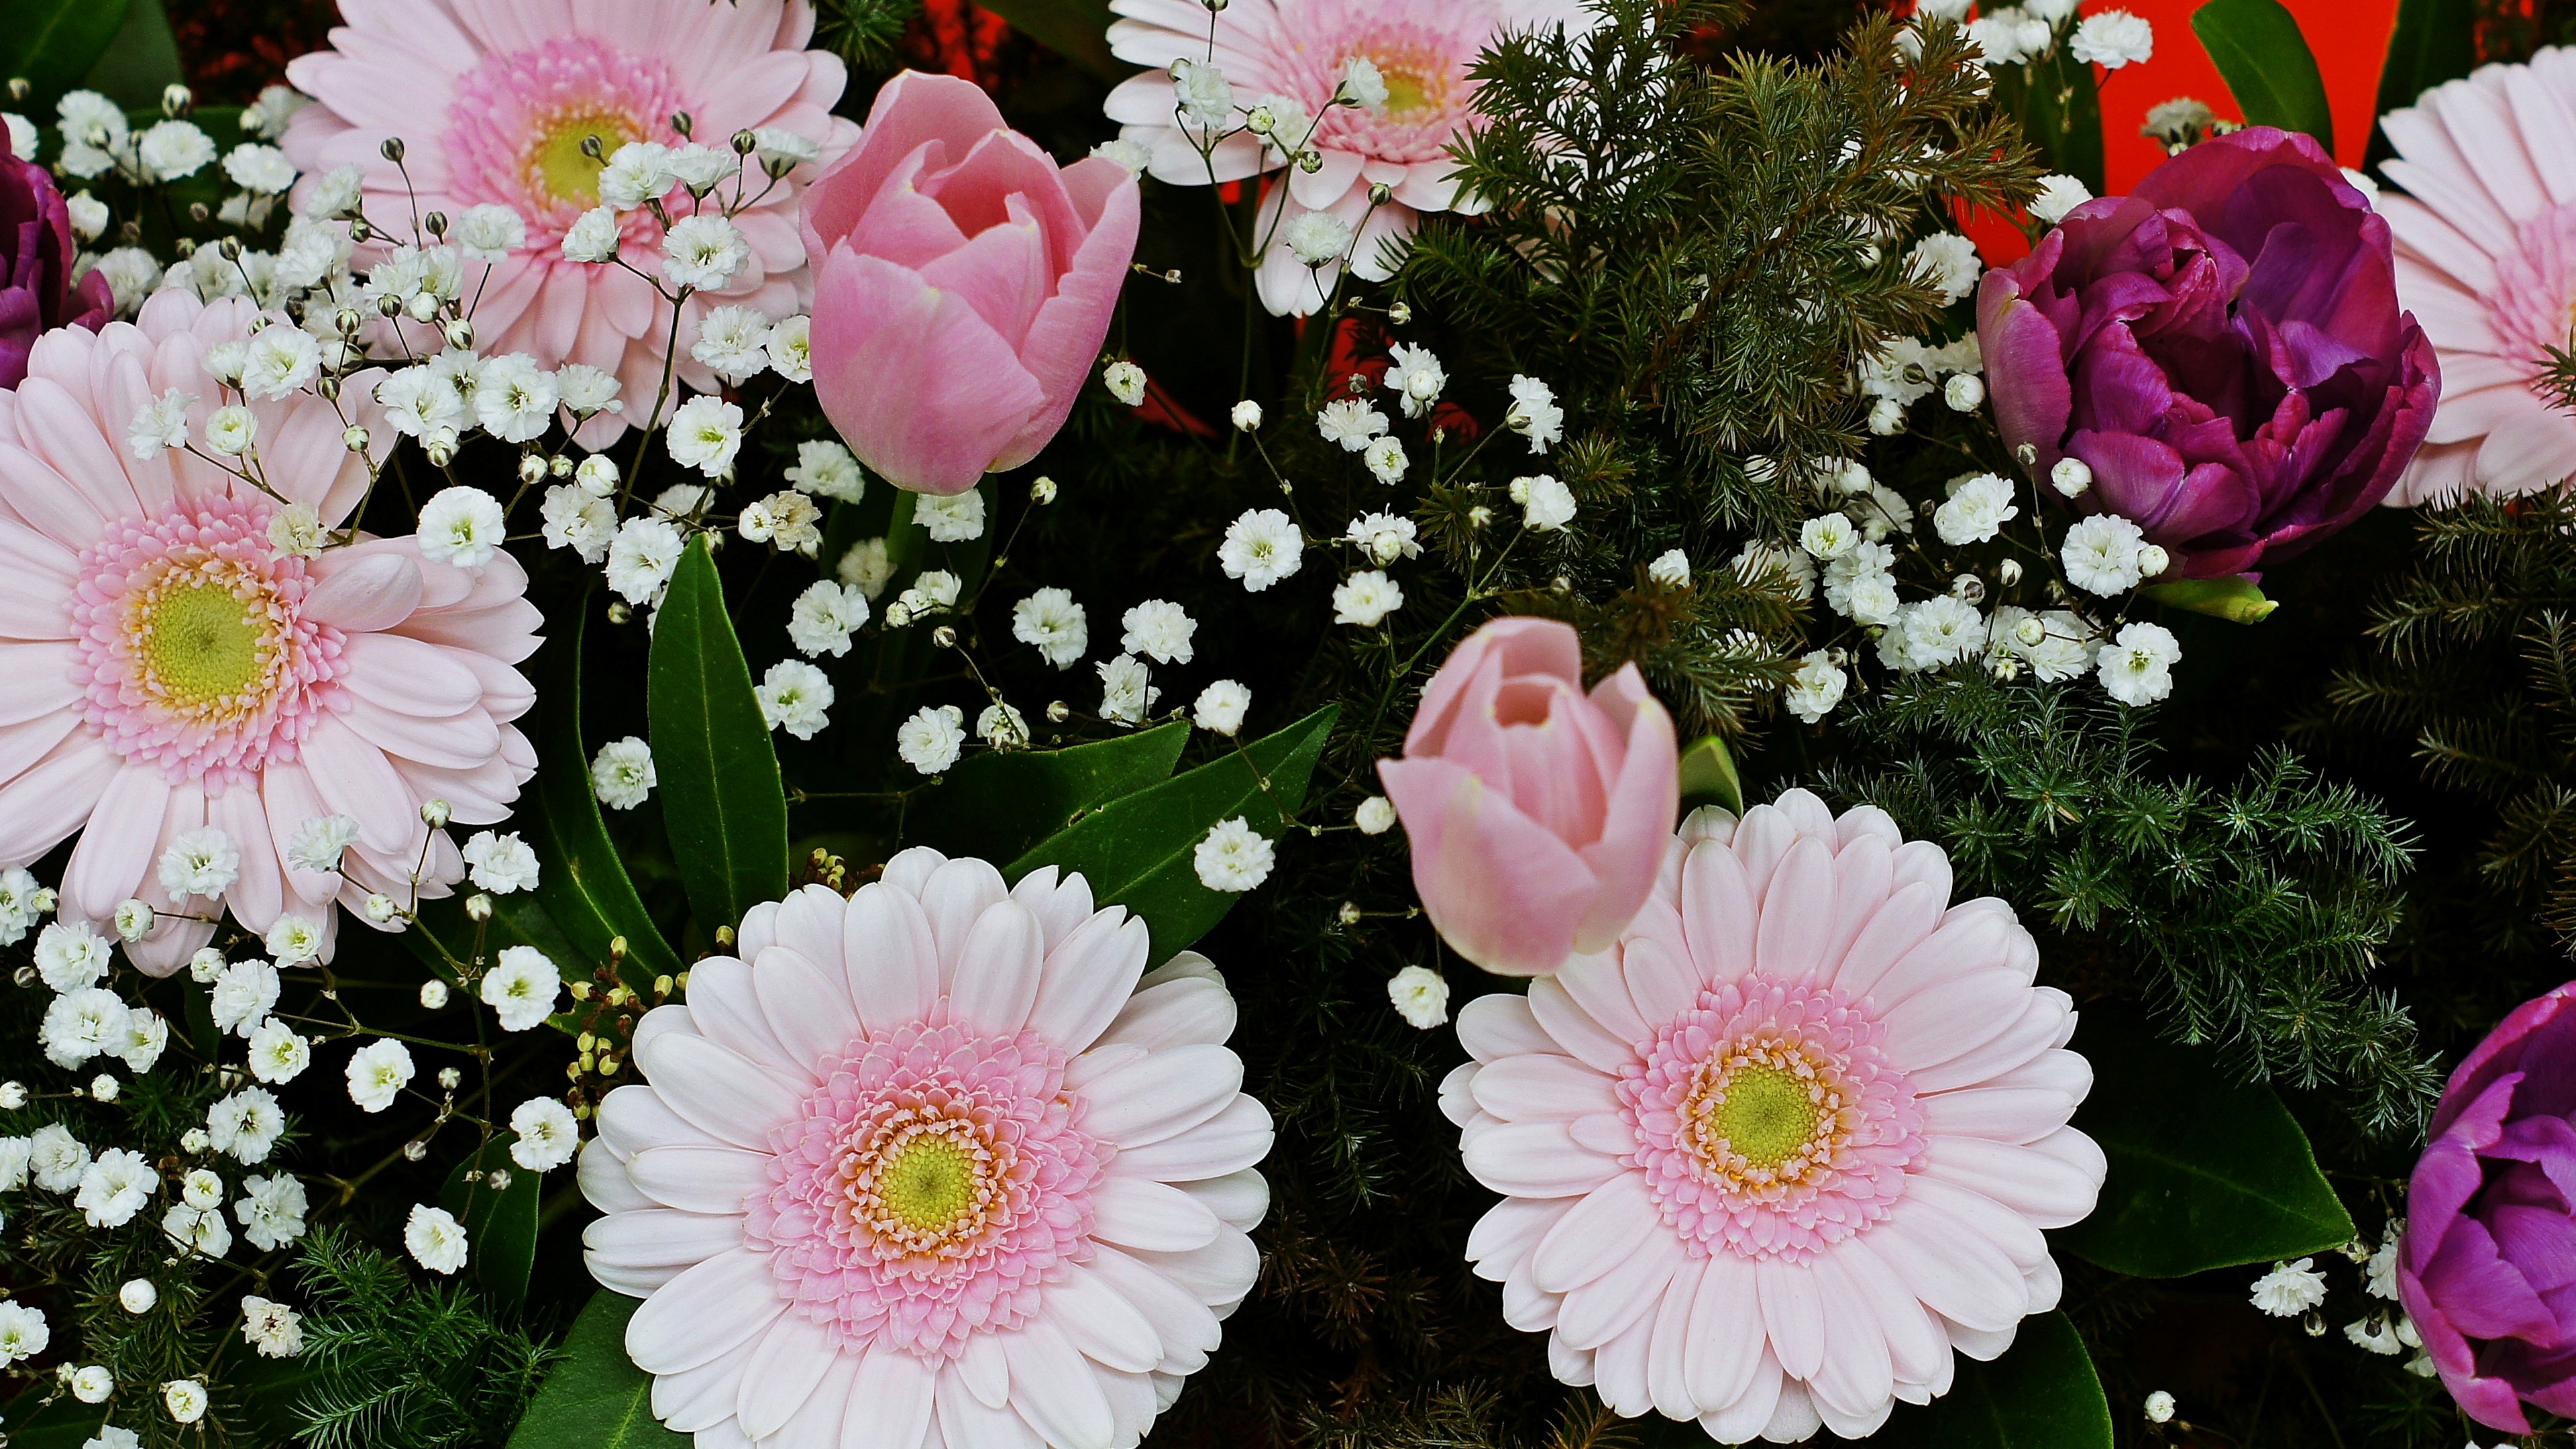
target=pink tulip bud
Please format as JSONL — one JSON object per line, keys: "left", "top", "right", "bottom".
{"left": 1378, "top": 617, "right": 1678, "bottom": 977}
{"left": 802, "top": 72, "right": 1140, "bottom": 496}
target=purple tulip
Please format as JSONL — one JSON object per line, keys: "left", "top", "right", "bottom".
{"left": 2400, "top": 981, "right": 2576, "bottom": 1432}
{"left": 1976, "top": 127, "right": 2439, "bottom": 579}
{"left": 0, "top": 125, "right": 109, "bottom": 390}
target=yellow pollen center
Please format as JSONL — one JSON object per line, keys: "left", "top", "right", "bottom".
{"left": 141, "top": 581, "right": 266, "bottom": 706}
{"left": 876, "top": 1134, "right": 981, "bottom": 1236}
{"left": 1379, "top": 64, "right": 1433, "bottom": 115}
{"left": 528, "top": 110, "right": 633, "bottom": 207}
{"left": 1712, "top": 1064, "right": 1819, "bottom": 1171}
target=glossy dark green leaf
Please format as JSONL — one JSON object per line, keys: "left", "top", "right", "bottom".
{"left": 0, "top": 0, "right": 131, "bottom": 107}
{"left": 649, "top": 538, "right": 788, "bottom": 934}
{"left": 911, "top": 720, "right": 1189, "bottom": 864}
{"left": 1892, "top": 1312, "right": 2112, "bottom": 1446}
{"left": 2192, "top": 0, "right": 2335, "bottom": 150}
{"left": 2057, "top": 1017, "right": 2355, "bottom": 1277}
{"left": 529, "top": 603, "right": 682, "bottom": 993}
{"left": 1676, "top": 733, "right": 1745, "bottom": 816}
{"left": 439, "top": 1132, "right": 540, "bottom": 1311}
{"left": 2139, "top": 574, "right": 2277, "bottom": 623}
{"left": 504, "top": 1292, "right": 690, "bottom": 1449}
{"left": 965, "top": 0, "right": 1119, "bottom": 77}
{"left": 0, "top": 1390, "right": 106, "bottom": 1449}
{"left": 78, "top": 0, "right": 179, "bottom": 109}
{"left": 2367, "top": 0, "right": 2475, "bottom": 168}
{"left": 1008, "top": 706, "right": 1338, "bottom": 959}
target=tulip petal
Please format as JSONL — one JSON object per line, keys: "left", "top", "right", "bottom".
{"left": 808, "top": 248, "right": 1046, "bottom": 496}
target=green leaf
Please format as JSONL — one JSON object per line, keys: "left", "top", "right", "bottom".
{"left": 2057, "top": 1017, "right": 2356, "bottom": 1277}
{"left": 1890, "top": 1312, "right": 2112, "bottom": 1446}
{"left": 963, "top": 0, "right": 1120, "bottom": 78}
{"left": 2140, "top": 574, "right": 2278, "bottom": 623}
{"left": 910, "top": 721, "right": 1189, "bottom": 864}
{"left": 649, "top": 538, "right": 788, "bottom": 935}
{"left": 529, "top": 602, "right": 684, "bottom": 994}
{"left": 1676, "top": 733, "right": 1744, "bottom": 816}
{"left": 1008, "top": 706, "right": 1340, "bottom": 959}
{"left": 0, "top": 0, "right": 131, "bottom": 108}
{"left": 503, "top": 1292, "right": 689, "bottom": 1449}
{"left": 182, "top": 974, "right": 219, "bottom": 1063}
{"left": 0, "top": 1390, "right": 107, "bottom": 1449}
{"left": 440, "top": 1132, "right": 540, "bottom": 1311}
{"left": 2020, "top": 42, "right": 2106, "bottom": 195}
{"left": 2368, "top": 0, "right": 2476, "bottom": 168}
{"left": 2192, "top": 0, "right": 2335, "bottom": 150}
{"left": 78, "top": 0, "right": 179, "bottom": 110}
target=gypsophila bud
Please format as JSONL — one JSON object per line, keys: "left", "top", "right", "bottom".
{"left": 1032, "top": 476, "right": 1058, "bottom": 504}
{"left": 420, "top": 978, "right": 449, "bottom": 1009}
{"left": 421, "top": 799, "right": 451, "bottom": 828}
{"left": 1998, "top": 558, "right": 2024, "bottom": 586}
{"left": 465, "top": 894, "right": 492, "bottom": 922}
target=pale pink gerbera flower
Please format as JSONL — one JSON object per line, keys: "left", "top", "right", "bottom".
{"left": 1102, "top": 0, "right": 1589, "bottom": 315}
{"left": 0, "top": 292, "right": 540, "bottom": 971}
{"left": 1444, "top": 791, "right": 2104, "bottom": 1442}
{"left": 580, "top": 851, "right": 1273, "bottom": 1449}
{"left": 2381, "top": 48, "right": 2576, "bottom": 502}
{"left": 279, "top": 0, "right": 858, "bottom": 436}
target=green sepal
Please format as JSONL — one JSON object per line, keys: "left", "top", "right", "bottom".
{"left": 1676, "top": 733, "right": 1745, "bottom": 816}
{"left": 2192, "top": 0, "right": 2336, "bottom": 150}
{"left": 648, "top": 537, "right": 789, "bottom": 936}
{"left": 2139, "top": 574, "right": 2277, "bottom": 623}
{"left": 502, "top": 1292, "right": 690, "bottom": 1449}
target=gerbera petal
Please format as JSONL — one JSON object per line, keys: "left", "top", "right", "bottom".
{"left": 1001, "top": 1318, "right": 1118, "bottom": 1449}
{"left": 735, "top": 1313, "right": 839, "bottom": 1441}
{"left": 633, "top": 1031, "right": 803, "bottom": 1150}
{"left": 627, "top": 1145, "right": 769, "bottom": 1216}
{"left": 625, "top": 1246, "right": 788, "bottom": 1375}
{"left": 1079, "top": 1044, "right": 1244, "bottom": 1147}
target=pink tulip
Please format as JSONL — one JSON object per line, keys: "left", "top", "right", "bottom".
{"left": 802, "top": 70, "right": 1139, "bottom": 496}
{"left": 1378, "top": 617, "right": 1678, "bottom": 977}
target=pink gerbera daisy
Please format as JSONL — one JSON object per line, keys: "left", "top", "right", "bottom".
{"left": 580, "top": 851, "right": 1273, "bottom": 1449}
{"left": 0, "top": 292, "right": 541, "bottom": 971}
{"left": 1444, "top": 790, "right": 2104, "bottom": 1442}
{"left": 279, "top": 0, "right": 858, "bottom": 435}
{"left": 2381, "top": 48, "right": 2576, "bottom": 502}
{"left": 1102, "top": 0, "right": 1589, "bottom": 315}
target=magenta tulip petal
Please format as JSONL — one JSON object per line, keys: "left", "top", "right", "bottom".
{"left": 809, "top": 248, "right": 1047, "bottom": 496}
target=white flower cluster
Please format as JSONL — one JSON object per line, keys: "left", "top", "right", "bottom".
{"left": 1855, "top": 327, "right": 1984, "bottom": 435}
{"left": 1931, "top": 0, "right": 2153, "bottom": 72}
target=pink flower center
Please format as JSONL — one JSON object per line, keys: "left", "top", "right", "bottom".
{"left": 1617, "top": 974, "right": 1925, "bottom": 1264}
{"left": 68, "top": 495, "right": 346, "bottom": 790}
{"left": 1279, "top": 0, "right": 1492, "bottom": 165}
{"left": 442, "top": 37, "right": 689, "bottom": 250}
{"left": 2485, "top": 205, "right": 2576, "bottom": 388}
{"left": 749, "top": 1017, "right": 1108, "bottom": 1362}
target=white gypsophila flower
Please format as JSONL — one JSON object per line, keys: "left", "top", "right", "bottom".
{"left": 786, "top": 439, "right": 867, "bottom": 502}
{"left": 1944, "top": 374, "right": 1986, "bottom": 411}
{"left": 596, "top": 141, "right": 675, "bottom": 211}
{"left": 766, "top": 314, "right": 812, "bottom": 382}
{"left": 1091, "top": 136, "right": 1151, "bottom": 176}
{"left": 752, "top": 125, "right": 823, "bottom": 170}
{"left": 162, "top": 1201, "right": 232, "bottom": 1259}
{"left": 1220, "top": 508, "right": 1305, "bottom": 590}
{"left": 1386, "top": 965, "right": 1450, "bottom": 1028}
{"left": 1933, "top": 472, "right": 2021, "bottom": 546}
{"left": 757, "top": 659, "right": 835, "bottom": 740}
{"left": 117, "top": 1012, "right": 167, "bottom": 1074}
{"left": 557, "top": 366, "right": 622, "bottom": 420}
{"left": 665, "top": 394, "right": 744, "bottom": 477}
{"left": 450, "top": 203, "right": 526, "bottom": 262}
{"left": 1784, "top": 649, "right": 1849, "bottom": 724}
{"left": 137, "top": 120, "right": 215, "bottom": 181}
{"left": 1866, "top": 396, "right": 1904, "bottom": 436}
{"left": 42, "top": 988, "right": 128, "bottom": 1069}
{"left": 1012, "top": 588, "right": 1089, "bottom": 668}
{"left": 1102, "top": 359, "right": 1148, "bottom": 406}
{"left": 1120, "top": 599, "right": 1198, "bottom": 664}
{"left": 1231, "top": 398, "right": 1263, "bottom": 431}
{"left": 561, "top": 204, "right": 621, "bottom": 263}
{"left": 74, "top": 1149, "right": 158, "bottom": 1228}
{"left": 897, "top": 705, "right": 967, "bottom": 775}
{"left": 458, "top": 828, "right": 540, "bottom": 895}
{"left": 345, "top": 1039, "right": 415, "bottom": 1114}
{"left": 0, "top": 866, "right": 42, "bottom": 947}
{"left": 2030, "top": 173, "right": 2095, "bottom": 224}
{"left": 1733, "top": 539, "right": 1818, "bottom": 602}
{"left": 1171, "top": 57, "right": 1234, "bottom": 129}
{"left": 659, "top": 214, "right": 750, "bottom": 290}
{"left": 181, "top": 1168, "right": 223, "bottom": 1210}
{"left": 1, "top": 113, "right": 36, "bottom": 164}
{"left": 204, "top": 404, "right": 258, "bottom": 456}
{"left": 1363, "top": 435, "right": 1408, "bottom": 486}
{"left": 977, "top": 701, "right": 1030, "bottom": 749}
{"left": 1905, "top": 232, "right": 1984, "bottom": 304}
{"left": 481, "top": 946, "right": 561, "bottom": 1032}
{"left": 1648, "top": 549, "right": 1690, "bottom": 588}
{"left": 1283, "top": 209, "right": 1355, "bottom": 267}
{"left": 1513, "top": 474, "right": 1576, "bottom": 531}
{"left": 1801, "top": 513, "right": 1858, "bottom": 561}
{"left": 914, "top": 488, "right": 987, "bottom": 543}
{"left": 1384, "top": 342, "right": 1446, "bottom": 419}
{"left": 1990, "top": 606, "right": 2098, "bottom": 683}
{"left": 1856, "top": 484, "right": 1915, "bottom": 542}
{"left": 241, "top": 1296, "right": 303, "bottom": 1358}
{"left": 2061, "top": 513, "right": 2149, "bottom": 595}
{"left": 366, "top": 894, "right": 403, "bottom": 926}
{"left": 246, "top": 1018, "right": 310, "bottom": 1085}
{"left": 788, "top": 580, "right": 869, "bottom": 658}
{"left": 590, "top": 737, "right": 657, "bottom": 810}
{"left": 1506, "top": 374, "right": 1564, "bottom": 452}
{"left": 56, "top": 87, "right": 127, "bottom": 156}
{"left": 739, "top": 490, "right": 823, "bottom": 555}
{"left": 284, "top": 813, "right": 360, "bottom": 877}
{"left": 207, "top": 1087, "right": 285, "bottom": 1163}
{"left": 0, "top": 1301, "right": 48, "bottom": 1366}
{"left": 1193, "top": 816, "right": 1275, "bottom": 892}
{"left": 126, "top": 388, "right": 194, "bottom": 460}
{"left": 2098, "top": 621, "right": 2182, "bottom": 706}
{"left": 908, "top": 570, "right": 963, "bottom": 611}
{"left": 474, "top": 354, "right": 559, "bottom": 443}
{"left": 91, "top": 1071, "right": 122, "bottom": 1101}
{"left": 221, "top": 142, "right": 297, "bottom": 196}
{"left": 1192, "top": 679, "right": 1251, "bottom": 736}
{"left": 267, "top": 501, "right": 326, "bottom": 559}
{"left": 2250, "top": 1258, "right": 2328, "bottom": 1317}
{"left": 606, "top": 517, "right": 686, "bottom": 606}
{"left": 508, "top": 1097, "right": 580, "bottom": 1171}
{"left": 2367, "top": 1227, "right": 2403, "bottom": 1299}
{"left": 36, "top": 919, "right": 111, "bottom": 990}
{"left": 1337, "top": 52, "right": 1391, "bottom": 108}
{"left": 2346, "top": 1317, "right": 2403, "bottom": 1355}
{"left": 31, "top": 1123, "right": 89, "bottom": 1191}
{"left": 0, "top": 1139, "right": 29, "bottom": 1193}
{"left": 1901, "top": 595, "right": 1985, "bottom": 669}
{"left": 163, "top": 1379, "right": 209, "bottom": 1425}
{"left": 407, "top": 1203, "right": 470, "bottom": 1275}
{"left": 91, "top": 247, "right": 162, "bottom": 315}
{"left": 1316, "top": 398, "right": 1389, "bottom": 450}
{"left": 1097, "top": 653, "right": 1160, "bottom": 727}
{"left": 678, "top": 143, "right": 743, "bottom": 197}
{"left": 2070, "top": 9, "right": 2153, "bottom": 66}
{"left": 69, "top": 1364, "right": 113, "bottom": 1403}
{"left": 1332, "top": 570, "right": 1405, "bottom": 627}
{"left": 1344, "top": 511, "right": 1420, "bottom": 565}
{"left": 416, "top": 486, "right": 507, "bottom": 570}
{"left": 540, "top": 485, "right": 616, "bottom": 563}
{"left": 689, "top": 305, "right": 774, "bottom": 383}
{"left": 2050, "top": 456, "right": 2094, "bottom": 498}
{"left": 374, "top": 368, "right": 466, "bottom": 443}
{"left": 235, "top": 1172, "right": 307, "bottom": 1250}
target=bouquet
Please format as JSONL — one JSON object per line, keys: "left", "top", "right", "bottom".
{"left": 0, "top": 0, "right": 2563, "bottom": 1445}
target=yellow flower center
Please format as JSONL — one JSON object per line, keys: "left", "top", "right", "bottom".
{"left": 139, "top": 580, "right": 268, "bottom": 710}
{"left": 877, "top": 1132, "right": 981, "bottom": 1237}
{"left": 526, "top": 109, "right": 633, "bottom": 208}
{"left": 1681, "top": 1035, "right": 1850, "bottom": 1191}
{"left": 1711, "top": 1063, "right": 1819, "bottom": 1171}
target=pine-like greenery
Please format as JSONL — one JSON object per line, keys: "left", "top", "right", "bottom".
{"left": 286, "top": 1226, "right": 554, "bottom": 1449}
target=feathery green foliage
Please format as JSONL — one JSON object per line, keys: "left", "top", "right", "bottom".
{"left": 288, "top": 1226, "right": 554, "bottom": 1449}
